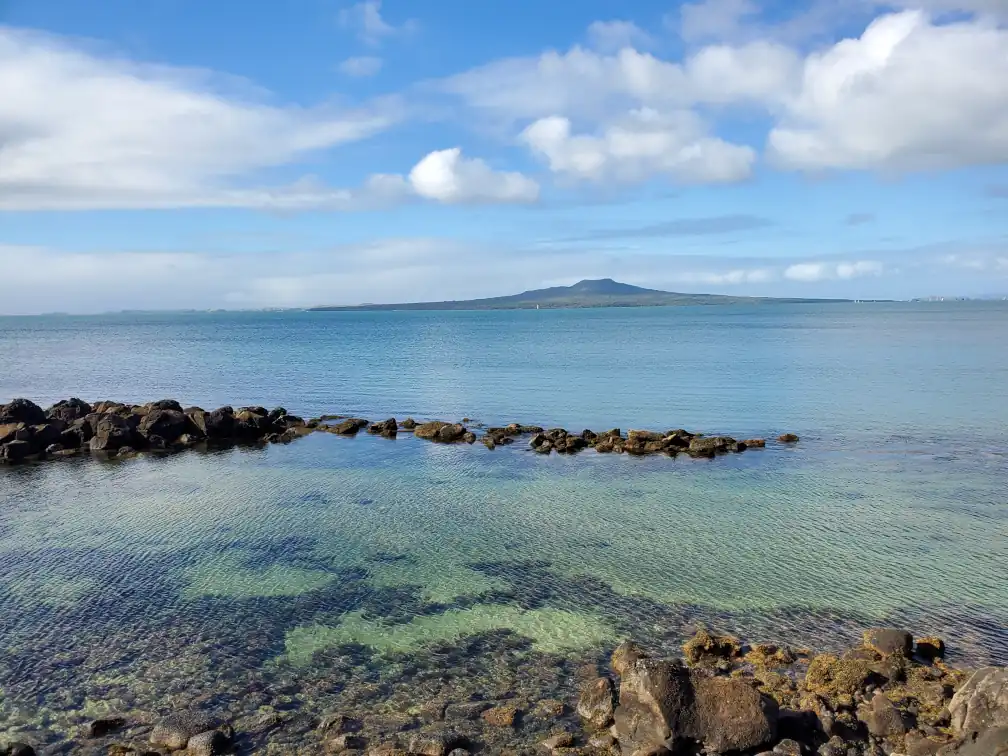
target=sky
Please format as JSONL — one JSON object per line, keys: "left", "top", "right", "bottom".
{"left": 1, "top": 0, "right": 1007, "bottom": 314}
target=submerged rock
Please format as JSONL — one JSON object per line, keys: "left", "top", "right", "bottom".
{"left": 577, "top": 677, "right": 616, "bottom": 729}
{"left": 149, "top": 712, "right": 222, "bottom": 750}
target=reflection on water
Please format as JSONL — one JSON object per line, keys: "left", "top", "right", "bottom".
{"left": 0, "top": 432, "right": 1006, "bottom": 749}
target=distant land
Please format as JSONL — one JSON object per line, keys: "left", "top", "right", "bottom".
{"left": 309, "top": 279, "right": 855, "bottom": 312}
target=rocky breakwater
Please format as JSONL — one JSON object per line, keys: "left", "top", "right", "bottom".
{"left": 575, "top": 628, "right": 1007, "bottom": 756}
{"left": 0, "top": 398, "right": 309, "bottom": 463}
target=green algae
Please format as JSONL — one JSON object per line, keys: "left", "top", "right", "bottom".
{"left": 281, "top": 604, "right": 619, "bottom": 665}
{"left": 365, "top": 559, "right": 509, "bottom": 604}
{"left": 183, "top": 554, "right": 335, "bottom": 599}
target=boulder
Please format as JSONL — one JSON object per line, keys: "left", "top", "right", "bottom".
{"left": 401, "top": 418, "right": 418, "bottom": 430}
{"left": 612, "top": 657, "right": 778, "bottom": 754}
{"left": 0, "top": 744, "right": 35, "bottom": 756}
{"left": 413, "top": 422, "right": 467, "bottom": 443}
{"left": 462, "top": 431, "right": 476, "bottom": 444}
{"left": 628, "top": 430, "right": 664, "bottom": 443}
{"left": 804, "top": 653, "right": 875, "bottom": 697}
{"left": 917, "top": 636, "right": 947, "bottom": 661}
{"left": 939, "top": 726, "right": 1008, "bottom": 755}
{"left": 0, "top": 440, "right": 31, "bottom": 463}
{"left": 857, "top": 691, "right": 909, "bottom": 738}
{"left": 0, "top": 398, "right": 45, "bottom": 425}
{"left": 778, "top": 433, "right": 800, "bottom": 443}
{"left": 482, "top": 705, "right": 520, "bottom": 727}
{"left": 407, "top": 730, "right": 468, "bottom": 756}
{"left": 89, "top": 415, "right": 137, "bottom": 452}
{"left": 577, "top": 677, "right": 616, "bottom": 729}
{"left": 482, "top": 437, "right": 496, "bottom": 450}
{"left": 368, "top": 419, "right": 398, "bottom": 438}
{"left": 186, "top": 729, "right": 230, "bottom": 756}
{"left": 148, "top": 399, "right": 184, "bottom": 412}
{"left": 949, "top": 667, "right": 1008, "bottom": 735}
{"left": 87, "top": 716, "right": 127, "bottom": 738}
{"left": 234, "top": 409, "right": 272, "bottom": 437}
{"left": 138, "top": 409, "right": 190, "bottom": 443}
{"left": 863, "top": 628, "right": 914, "bottom": 657}
{"left": 149, "top": 712, "right": 223, "bottom": 750}
{"left": 28, "top": 422, "right": 65, "bottom": 453}
{"left": 744, "top": 438, "right": 767, "bottom": 448}
{"left": 688, "top": 436, "right": 738, "bottom": 458}
{"left": 612, "top": 641, "right": 646, "bottom": 676}
{"left": 45, "top": 398, "right": 92, "bottom": 423}
{"left": 691, "top": 675, "right": 779, "bottom": 754}
{"left": 60, "top": 417, "right": 94, "bottom": 448}
{"left": 268, "top": 407, "right": 287, "bottom": 423}
{"left": 198, "top": 407, "right": 235, "bottom": 439}
{"left": 0, "top": 423, "right": 23, "bottom": 445}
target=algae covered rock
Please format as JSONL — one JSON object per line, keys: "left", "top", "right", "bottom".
{"left": 150, "top": 711, "right": 223, "bottom": 749}
{"left": 683, "top": 628, "right": 742, "bottom": 665}
{"left": 804, "top": 653, "right": 874, "bottom": 697}
{"left": 576, "top": 676, "right": 616, "bottom": 729}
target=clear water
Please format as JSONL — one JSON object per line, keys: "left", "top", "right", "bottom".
{"left": 1, "top": 304, "right": 1006, "bottom": 750}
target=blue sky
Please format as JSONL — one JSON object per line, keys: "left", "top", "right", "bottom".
{"left": 1, "top": 0, "right": 1007, "bottom": 313}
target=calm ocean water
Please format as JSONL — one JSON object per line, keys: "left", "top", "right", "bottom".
{"left": 1, "top": 303, "right": 1006, "bottom": 749}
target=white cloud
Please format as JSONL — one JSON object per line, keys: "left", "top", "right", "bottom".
{"left": 338, "top": 0, "right": 416, "bottom": 46}
{"left": 671, "top": 268, "right": 777, "bottom": 285}
{"left": 408, "top": 148, "right": 539, "bottom": 203}
{"left": 338, "top": 55, "right": 383, "bottom": 77}
{"left": 784, "top": 260, "right": 883, "bottom": 281}
{"left": 586, "top": 20, "right": 654, "bottom": 52}
{"left": 521, "top": 109, "right": 755, "bottom": 184}
{"left": 0, "top": 27, "right": 399, "bottom": 211}
{"left": 768, "top": 11, "right": 1008, "bottom": 171}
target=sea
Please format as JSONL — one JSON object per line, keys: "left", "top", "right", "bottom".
{"left": 1, "top": 303, "right": 1006, "bottom": 751}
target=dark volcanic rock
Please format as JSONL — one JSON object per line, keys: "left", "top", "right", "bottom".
{"left": 612, "top": 655, "right": 777, "bottom": 755}
{"left": 0, "top": 439, "right": 31, "bottom": 463}
{"left": 234, "top": 408, "right": 272, "bottom": 437}
{"left": 197, "top": 407, "right": 235, "bottom": 438}
{"left": 0, "top": 398, "right": 45, "bottom": 425}
{"left": 148, "top": 399, "right": 184, "bottom": 412}
{"left": 857, "top": 691, "right": 909, "bottom": 738}
{"left": 45, "top": 398, "right": 92, "bottom": 423}
{"left": 863, "top": 627, "right": 914, "bottom": 658}
{"left": 89, "top": 414, "right": 136, "bottom": 452}
{"left": 87, "top": 716, "right": 127, "bottom": 738}
{"left": 368, "top": 418, "right": 398, "bottom": 438}
{"left": 138, "top": 409, "right": 191, "bottom": 443}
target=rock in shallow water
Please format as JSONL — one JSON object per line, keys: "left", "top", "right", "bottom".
{"left": 577, "top": 677, "right": 616, "bottom": 729}
{"left": 149, "top": 712, "right": 221, "bottom": 750}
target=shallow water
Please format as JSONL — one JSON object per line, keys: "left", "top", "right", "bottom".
{"left": 1, "top": 303, "right": 1007, "bottom": 749}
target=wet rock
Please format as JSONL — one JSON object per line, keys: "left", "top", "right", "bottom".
{"left": 778, "top": 433, "right": 800, "bottom": 443}
{"left": 198, "top": 407, "right": 235, "bottom": 438}
{"left": 744, "top": 438, "right": 767, "bottom": 448}
{"left": 326, "top": 734, "right": 366, "bottom": 752}
{"left": 481, "top": 704, "right": 520, "bottom": 727}
{"left": 148, "top": 399, "right": 184, "bottom": 412}
{"left": 401, "top": 418, "right": 417, "bottom": 430}
{"left": 530, "top": 433, "right": 549, "bottom": 448}
{"left": 443, "top": 702, "right": 492, "bottom": 721}
{"left": 772, "top": 739, "right": 804, "bottom": 755}
{"left": 331, "top": 418, "right": 369, "bottom": 435}
{"left": 150, "top": 712, "right": 220, "bottom": 750}
{"left": 46, "top": 398, "right": 92, "bottom": 423}
{"left": 863, "top": 628, "right": 913, "bottom": 658}
{"left": 462, "top": 432, "right": 476, "bottom": 444}
{"left": 60, "top": 417, "right": 94, "bottom": 447}
{"left": 577, "top": 677, "right": 616, "bottom": 729}
{"left": 234, "top": 408, "right": 272, "bottom": 437}
{"left": 186, "top": 730, "right": 230, "bottom": 756}
{"left": 414, "top": 421, "right": 467, "bottom": 443}
{"left": 482, "top": 437, "right": 496, "bottom": 450}
{"left": 0, "top": 439, "right": 32, "bottom": 463}
{"left": 692, "top": 674, "right": 779, "bottom": 754}
{"left": 949, "top": 667, "right": 1008, "bottom": 735}
{"left": 683, "top": 629, "right": 742, "bottom": 666}
{"left": 87, "top": 716, "right": 128, "bottom": 738}
{"left": 408, "top": 730, "right": 468, "bottom": 755}
{"left": 0, "top": 398, "right": 46, "bottom": 425}
{"left": 541, "top": 732, "right": 574, "bottom": 750}
{"left": 368, "top": 419, "right": 398, "bottom": 438}
{"left": 917, "top": 637, "right": 947, "bottom": 662}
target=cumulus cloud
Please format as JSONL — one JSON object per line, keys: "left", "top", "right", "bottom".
{"left": 338, "top": 0, "right": 416, "bottom": 46}
{"left": 784, "top": 260, "right": 884, "bottom": 281}
{"left": 0, "top": 26, "right": 399, "bottom": 211}
{"left": 408, "top": 148, "right": 539, "bottom": 203}
{"left": 768, "top": 11, "right": 1008, "bottom": 171}
{"left": 521, "top": 110, "right": 755, "bottom": 184}
{"left": 338, "top": 55, "right": 383, "bottom": 77}
{"left": 586, "top": 20, "right": 655, "bottom": 52}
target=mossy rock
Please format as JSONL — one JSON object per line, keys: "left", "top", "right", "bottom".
{"left": 746, "top": 643, "right": 797, "bottom": 669}
{"left": 804, "top": 653, "right": 874, "bottom": 697}
{"left": 683, "top": 628, "right": 742, "bottom": 666}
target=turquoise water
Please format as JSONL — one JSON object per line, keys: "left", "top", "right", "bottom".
{"left": 1, "top": 303, "right": 1007, "bottom": 749}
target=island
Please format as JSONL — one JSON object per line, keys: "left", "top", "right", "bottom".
{"left": 308, "top": 278, "right": 851, "bottom": 311}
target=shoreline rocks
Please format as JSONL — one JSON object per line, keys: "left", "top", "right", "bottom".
{"left": 0, "top": 397, "right": 801, "bottom": 467}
